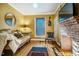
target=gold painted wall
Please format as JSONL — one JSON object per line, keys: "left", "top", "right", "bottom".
{"left": 0, "top": 3, "right": 24, "bottom": 30}
{"left": 0, "top": 3, "right": 55, "bottom": 38}
{"left": 24, "top": 15, "right": 55, "bottom": 38}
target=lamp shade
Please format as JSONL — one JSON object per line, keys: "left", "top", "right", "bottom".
{"left": 20, "top": 27, "right": 32, "bottom": 33}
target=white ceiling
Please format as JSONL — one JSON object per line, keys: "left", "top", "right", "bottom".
{"left": 9, "top": 3, "right": 60, "bottom": 15}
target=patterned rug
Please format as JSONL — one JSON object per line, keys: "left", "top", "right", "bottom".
{"left": 27, "top": 47, "right": 48, "bottom": 56}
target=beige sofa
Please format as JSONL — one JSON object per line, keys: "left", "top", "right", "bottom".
{"left": 8, "top": 33, "right": 31, "bottom": 53}
{"left": 0, "top": 31, "right": 31, "bottom": 55}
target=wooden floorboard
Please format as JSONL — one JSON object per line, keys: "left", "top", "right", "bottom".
{"left": 15, "top": 40, "right": 72, "bottom": 56}
{"left": 15, "top": 40, "right": 55, "bottom": 56}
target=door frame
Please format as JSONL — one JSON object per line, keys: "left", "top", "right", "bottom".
{"left": 34, "top": 17, "right": 46, "bottom": 38}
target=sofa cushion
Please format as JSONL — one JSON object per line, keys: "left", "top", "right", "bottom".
{"left": 14, "top": 32, "right": 23, "bottom": 38}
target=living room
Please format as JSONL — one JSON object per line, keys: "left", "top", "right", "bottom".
{"left": 0, "top": 3, "right": 79, "bottom": 56}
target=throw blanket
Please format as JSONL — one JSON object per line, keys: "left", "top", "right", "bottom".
{"left": 0, "top": 32, "right": 22, "bottom": 53}
{"left": 0, "top": 32, "right": 30, "bottom": 55}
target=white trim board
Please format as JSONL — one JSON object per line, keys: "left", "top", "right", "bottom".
{"left": 34, "top": 17, "right": 46, "bottom": 38}
{"left": 31, "top": 38, "right": 45, "bottom": 41}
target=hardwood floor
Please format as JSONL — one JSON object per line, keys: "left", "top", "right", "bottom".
{"left": 15, "top": 39, "right": 72, "bottom": 56}
{"left": 15, "top": 40, "right": 56, "bottom": 56}
{"left": 61, "top": 49, "right": 72, "bottom": 56}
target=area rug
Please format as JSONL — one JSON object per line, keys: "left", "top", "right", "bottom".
{"left": 27, "top": 47, "right": 48, "bottom": 56}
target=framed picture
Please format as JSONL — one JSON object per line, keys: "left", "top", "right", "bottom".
{"left": 5, "top": 13, "right": 16, "bottom": 27}
{"left": 48, "top": 17, "right": 52, "bottom": 26}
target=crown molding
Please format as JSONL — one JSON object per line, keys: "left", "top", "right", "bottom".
{"left": 8, "top": 3, "right": 24, "bottom": 15}
{"left": 8, "top": 3, "right": 61, "bottom": 15}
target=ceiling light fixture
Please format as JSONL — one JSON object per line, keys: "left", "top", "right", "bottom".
{"left": 33, "top": 3, "right": 38, "bottom": 8}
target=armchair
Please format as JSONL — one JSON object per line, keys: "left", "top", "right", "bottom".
{"left": 45, "top": 32, "right": 54, "bottom": 43}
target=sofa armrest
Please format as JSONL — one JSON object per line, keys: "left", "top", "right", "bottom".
{"left": 0, "top": 35, "right": 7, "bottom": 55}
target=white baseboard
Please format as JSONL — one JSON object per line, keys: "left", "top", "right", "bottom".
{"left": 31, "top": 38, "right": 45, "bottom": 41}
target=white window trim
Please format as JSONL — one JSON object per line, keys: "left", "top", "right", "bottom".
{"left": 34, "top": 17, "right": 46, "bottom": 38}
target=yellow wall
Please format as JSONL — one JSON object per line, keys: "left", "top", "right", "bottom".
{"left": 0, "top": 3, "right": 24, "bottom": 30}
{"left": 0, "top": 3, "right": 55, "bottom": 38}
{"left": 24, "top": 15, "right": 55, "bottom": 38}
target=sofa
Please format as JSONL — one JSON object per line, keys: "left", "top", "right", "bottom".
{"left": 0, "top": 33, "right": 7, "bottom": 56}
{"left": 0, "top": 30, "right": 31, "bottom": 55}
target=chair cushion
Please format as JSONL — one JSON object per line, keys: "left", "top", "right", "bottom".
{"left": 47, "top": 32, "right": 54, "bottom": 38}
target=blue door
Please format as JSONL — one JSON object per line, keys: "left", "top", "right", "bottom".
{"left": 36, "top": 18, "right": 45, "bottom": 37}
